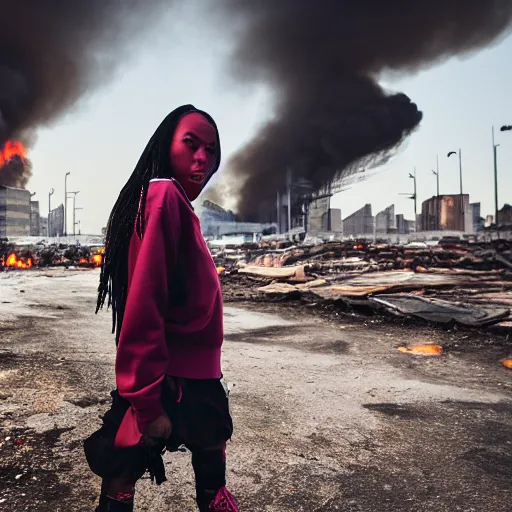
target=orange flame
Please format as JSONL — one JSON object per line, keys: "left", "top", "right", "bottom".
{"left": 2, "top": 253, "right": 33, "bottom": 269}
{"left": 0, "top": 141, "right": 26, "bottom": 167}
{"left": 501, "top": 359, "right": 512, "bottom": 369}
{"left": 92, "top": 254, "right": 102, "bottom": 267}
{"left": 397, "top": 344, "right": 443, "bottom": 356}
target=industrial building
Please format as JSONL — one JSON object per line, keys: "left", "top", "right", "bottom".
{"left": 30, "top": 200, "right": 40, "bottom": 236}
{"left": 421, "top": 194, "right": 470, "bottom": 231}
{"left": 48, "top": 204, "right": 64, "bottom": 237}
{"left": 342, "top": 204, "right": 373, "bottom": 237}
{"left": 375, "top": 205, "right": 396, "bottom": 234}
{"left": 200, "top": 200, "right": 274, "bottom": 240}
{"left": 497, "top": 204, "right": 512, "bottom": 226}
{"left": 0, "top": 185, "right": 32, "bottom": 237}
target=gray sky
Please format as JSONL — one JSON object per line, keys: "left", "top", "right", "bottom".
{"left": 28, "top": 9, "right": 512, "bottom": 234}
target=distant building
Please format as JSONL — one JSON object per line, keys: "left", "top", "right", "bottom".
{"left": 421, "top": 194, "right": 470, "bottom": 231}
{"left": 396, "top": 214, "right": 406, "bottom": 234}
{"left": 323, "top": 208, "right": 342, "bottom": 232}
{"left": 0, "top": 185, "right": 31, "bottom": 238}
{"left": 415, "top": 214, "right": 423, "bottom": 231}
{"left": 49, "top": 204, "right": 64, "bottom": 237}
{"left": 30, "top": 200, "right": 40, "bottom": 236}
{"left": 469, "top": 202, "right": 484, "bottom": 233}
{"left": 343, "top": 204, "right": 373, "bottom": 237}
{"left": 308, "top": 197, "right": 330, "bottom": 233}
{"left": 200, "top": 200, "right": 272, "bottom": 239}
{"left": 405, "top": 219, "right": 416, "bottom": 233}
{"left": 375, "top": 205, "right": 396, "bottom": 234}
{"left": 497, "top": 204, "right": 512, "bottom": 226}
{"left": 40, "top": 216, "right": 48, "bottom": 237}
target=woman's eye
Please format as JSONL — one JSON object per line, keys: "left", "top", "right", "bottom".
{"left": 206, "top": 145, "right": 216, "bottom": 155}
{"left": 183, "top": 137, "right": 197, "bottom": 149}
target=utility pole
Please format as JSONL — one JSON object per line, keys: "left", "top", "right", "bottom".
{"left": 448, "top": 149, "right": 464, "bottom": 231}
{"left": 408, "top": 168, "right": 417, "bottom": 232}
{"left": 67, "top": 191, "right": 79, "bottom": 236}
{"left": 48, "top": 188, "right": 54, "bottom": 238}
{"left": 431, "top": 156, "right": 440, "bottom": 231}
{"left": 74, "top": 207, "right": 83, "bottom": 238}
{"left": 64, "top": 172, "right": 70, "bottom": 237}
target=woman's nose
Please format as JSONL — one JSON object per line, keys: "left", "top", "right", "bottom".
{"left": 194, "top": 146, "right": 207, "bottom": 163}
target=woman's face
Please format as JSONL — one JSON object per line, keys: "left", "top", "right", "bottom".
{"left": 169, "top": 112, "right": 218, "bottom": 201}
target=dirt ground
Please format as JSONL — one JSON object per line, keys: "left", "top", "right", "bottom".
{"left": 0, "top": 268, "right": 511, "bottom": 511}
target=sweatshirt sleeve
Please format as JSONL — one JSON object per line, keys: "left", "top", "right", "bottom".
{"left": 115, "top": 185, "right": 179, "bottom": 433}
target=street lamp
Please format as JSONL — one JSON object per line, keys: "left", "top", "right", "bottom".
{"left": 447, "top": 149, "right": 464, "bottom": 231}
{"left": 64, "top": 172, "right": 70, "bottom": 237}
{"left": 493, "top": 125, "right": 512, "bottom": 230}
{"left": 48, "top": 188, "right": 55, "bottom": 238}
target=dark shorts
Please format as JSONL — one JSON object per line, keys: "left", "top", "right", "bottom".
{"left": 162, "top": 376, "right": 233, "bottom": 451}
{"left": 83, "top": 377, "right": 233, "bottom": 481}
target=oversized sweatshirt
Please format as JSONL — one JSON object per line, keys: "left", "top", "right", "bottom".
{"left": 114, "top": 178, "right": 223, "bottom": 446}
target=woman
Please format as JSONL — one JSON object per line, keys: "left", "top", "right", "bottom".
{"left": 86, "top": 105, "right": 239, "bottom": 512}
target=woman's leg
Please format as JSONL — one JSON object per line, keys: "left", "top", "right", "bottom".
{"left": 95, "top": 476, "right": 137, "bottom": 511}
{"left": 191, "top": 442, "right": 239, "bottom": 512}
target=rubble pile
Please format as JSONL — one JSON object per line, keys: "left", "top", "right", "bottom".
{"left": 217, "top": 239, "right": 512, "bottom": 329}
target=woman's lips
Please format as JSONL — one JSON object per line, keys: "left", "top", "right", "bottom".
{"left": 189, "top": 172, "right": 205, "bottom": 184}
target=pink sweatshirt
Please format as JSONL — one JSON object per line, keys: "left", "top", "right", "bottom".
{"left": 114, "top": 178, "right": 223, "bottom": 442}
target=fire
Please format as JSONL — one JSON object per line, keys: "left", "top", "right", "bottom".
{"left": 2, "top": 253, "right": 33, "bottom": 269}
{"left": 501, "top": 359, "right": 512, "bottom": 369}
{"left": 397, "top": 344, "right": 443, "bottom": 356}
{"left": 91, "top": 254, "right": 102, "bottom": 267}
{"left": 216, "top": 266, "right": 225, "bottom": 275}
{"left": 0, "top": 141, "right": 26, "bottom": 167}
{"left": 79, "top": 258, "right": 89, "bottom": 264}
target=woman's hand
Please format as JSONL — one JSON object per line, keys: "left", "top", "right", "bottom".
{"left": 143, "top": 414, "right": 172, "bottom": 446}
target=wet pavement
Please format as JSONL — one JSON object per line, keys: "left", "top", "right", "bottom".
{"left": 0, "top": 268, "right": 511, "bottom": 511}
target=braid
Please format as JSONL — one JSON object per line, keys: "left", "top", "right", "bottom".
{"left": 95, "top": 105, "right": 221, "bottom": 343}
{"left": 95, "top": 144, "right": 154, "bottom": 340}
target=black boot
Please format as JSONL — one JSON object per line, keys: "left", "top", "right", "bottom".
{"left": 95, "top": 493, "right": 134, "bottom": 512}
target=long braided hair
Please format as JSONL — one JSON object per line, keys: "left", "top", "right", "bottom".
{"left": 96, "top": 104, "right": 221, "bottom": 342}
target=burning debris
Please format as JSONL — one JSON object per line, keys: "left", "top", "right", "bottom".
{"left": 397, "top": 345, "right": 443, "bottom": 356}
{"left": 0, "top": 239, "right": 103, "bottom": 270}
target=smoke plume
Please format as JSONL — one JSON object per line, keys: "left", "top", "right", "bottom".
{"left": 0, "top": 157, "right": 32, "bottom": 189}
{"left": 215, "top": 1, "right": 512, "bottom": 220}
{"left": 0, "top": 0, "right": 171, "bottom": 187}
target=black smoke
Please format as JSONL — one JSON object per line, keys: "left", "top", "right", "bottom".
{"left": 213, "top": 1, "right": 512, "bottom": 220}
{"left": 0, "top": 0, "right": 172, "bottom": 188}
